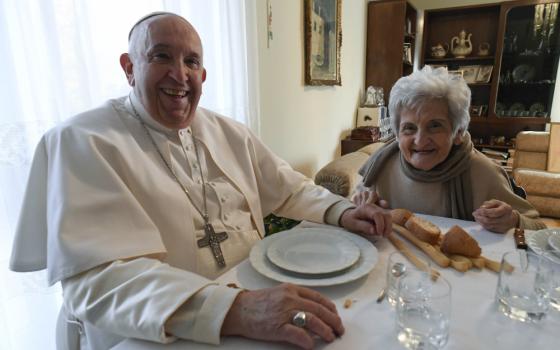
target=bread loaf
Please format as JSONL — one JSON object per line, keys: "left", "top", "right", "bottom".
{"left": 404, "top": 216, "right": 441, "bottom": 245}
{"left": 391, "top": 209, "right": 413, "bottom": 226}
{"left": 440, "top": 225, "right": 481, "bottom": 258}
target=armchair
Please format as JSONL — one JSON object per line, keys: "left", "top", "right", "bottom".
{"left": 513, "top": 131, "right": 560, "bottom": 219}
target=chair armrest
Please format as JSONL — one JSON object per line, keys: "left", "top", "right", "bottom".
{"left": 314, "top": 151, "right": 370, "bottom": 198}
{"left": 513, "top": 168, "right": 560, "bottom": 198}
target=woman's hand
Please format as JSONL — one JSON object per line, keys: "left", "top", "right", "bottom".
{"left": 351, "top": 190, "right": 388, "bottom": 208}
{"left": 472, "top": 199, "right": 519, "bottom": 233}
{"left": 221, "top": 283, "right": 344, "bottom": 349}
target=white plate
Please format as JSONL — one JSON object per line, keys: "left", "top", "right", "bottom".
{"left": 548, "top": 232, "right": 560, "bottom": 253}
{"left": 527, "top": 228, "right": 560, "bottom": 263}
{"left": 250, "top": 228, "right": 378, "bottom": 287}
{"left": 265, "top": 229, "right": 360, "bottom": 274}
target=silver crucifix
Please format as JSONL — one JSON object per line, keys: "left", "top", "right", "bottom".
{"left": 197, "top": 223, "right": 228, "bottom": 267}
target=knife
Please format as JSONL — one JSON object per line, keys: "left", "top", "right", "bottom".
{"left": 514, "top": 228, "right": 527, "bottom": 250}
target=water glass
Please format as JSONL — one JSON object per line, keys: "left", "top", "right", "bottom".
{"left": 386, "top": 251, "right": 431, "bottom": 306}
{"left": 542, "top": 250, "right": 560, "bottom": 311}
{"left": 495, "top": 250, "right": 553, "bottom": 322}
{"left": 396, "top": 269, "right": 451, "bottom": 350}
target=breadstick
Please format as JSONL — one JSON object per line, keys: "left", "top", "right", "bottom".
{"left": 448, "top": 254, "right": 473, "bottom": 272}
{"left": 482, "top": 256, "right": 514, "bottom": 273}
{"left": 387, "top": 234, "right": 440, "bottom": 280}
{"left": 469, "top": 257, "right": 485, "bottom": 269}
{"left": 392, "top": 224, "right": 451, "bottom": 267}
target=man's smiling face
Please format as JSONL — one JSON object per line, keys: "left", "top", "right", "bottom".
{"left": 124, "top": 15, "right": 206, "bottom": 129}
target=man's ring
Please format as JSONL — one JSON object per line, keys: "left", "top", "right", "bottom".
{"left": 292, "top": 311, "right": 307, "bottom": 328}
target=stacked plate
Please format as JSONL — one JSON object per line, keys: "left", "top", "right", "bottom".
{"left": 527, "top": 228, "right": 560, "bottom": 263}
{"left": 249, "top": 227, "right": 378, "bottom": 286}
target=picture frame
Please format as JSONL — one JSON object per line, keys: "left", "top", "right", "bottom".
{"left": 448, "top": 69, "right": 464, "bottom": 78}
{"left": 403, "top": 43, "right": 412, "bottom": 64}
{"left": 426, "top": 64, "right": 448, "bottom": 70}
{"left": 304, "top": 0, "right": 342, "bottom": 86}
{"left": 476, "top": 65, "right": 494, "bottom": 83}
{"left": 459, "top": 65, "right": 480, "bottom": 84}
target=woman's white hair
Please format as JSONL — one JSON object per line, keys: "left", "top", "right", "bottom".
{"left": 388, "top": 66, "right": 471, "bottom": 138}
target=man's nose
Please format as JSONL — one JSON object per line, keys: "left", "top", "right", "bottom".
{"left": 168, "top": 60, "right": 190, "bottom": 81}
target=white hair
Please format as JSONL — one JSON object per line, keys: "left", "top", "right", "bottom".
{"left": 388, "top": 66, "right": 471, "bottom": 137}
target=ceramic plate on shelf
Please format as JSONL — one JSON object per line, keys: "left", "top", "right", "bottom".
{"left": 250, "top": 228, "right": 378, "bottom": 287}
{"left": 512, "top": 64, "right": 536, "bottom": 82}
{"left": 507, "top": 102, "right": 525, "bottom": 116}
{"left": 266, "top": 229, "right": 360, "bottom": 274}
{"left": 529, "top": 102, "right": 545, "bottom": 115}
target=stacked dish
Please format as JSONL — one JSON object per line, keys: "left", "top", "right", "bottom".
{"left": 527, "top": 228, "right": 560, "bottom": 262}
{"left": 249, "top": 227, "right": 378, "bottom": 286}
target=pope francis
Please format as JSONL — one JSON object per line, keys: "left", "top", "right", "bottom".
{"left": 9, "top": 12, "right": 391, "bottom": 350}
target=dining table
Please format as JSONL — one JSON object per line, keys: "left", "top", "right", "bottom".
{"left": 113, "top": 214, "right": 560, "bottom": 350}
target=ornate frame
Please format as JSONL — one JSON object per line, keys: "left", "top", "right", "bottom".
{"left": 304, "top": 0, "right": 342, "bottom": 86}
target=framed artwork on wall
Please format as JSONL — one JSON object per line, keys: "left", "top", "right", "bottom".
{"left": 304, "top": 0, "right": 342, "bottom": 86}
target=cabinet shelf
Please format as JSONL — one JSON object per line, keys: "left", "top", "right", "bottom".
{"left": 470, "top": 116, "right": 550, "bottom": 124}
{"left": 474, "top": 143, "right": 511, "bottom": 150}
{"left": 424, "top": 56, "right": 495, "bottom": 63}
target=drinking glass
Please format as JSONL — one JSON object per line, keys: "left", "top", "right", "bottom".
{"left": 495, "top": 250, "right": 553, "bottom": 322}
{"left": 542, "top": 250, "right": 560, "bottom": 312}
{"left": 386, "top": 251, "right": 431, "bottom": 306}
{"left": 395, "top": 269, "right": 451, "bottom": 350}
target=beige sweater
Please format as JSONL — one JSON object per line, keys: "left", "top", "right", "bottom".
{"left": 360, "top": 150, "right": 545, "bottom": 230}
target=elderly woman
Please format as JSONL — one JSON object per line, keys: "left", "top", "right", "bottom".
{"left": 354, "top": 67, "right": 545, "bottom": 233}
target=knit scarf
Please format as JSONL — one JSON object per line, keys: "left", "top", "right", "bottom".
{"left": 359, "top": 133, "right": 474, "bottom": 220}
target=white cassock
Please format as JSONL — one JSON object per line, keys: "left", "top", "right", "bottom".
{"left": 10, "top": 93, "right": 354, "bottom": 349}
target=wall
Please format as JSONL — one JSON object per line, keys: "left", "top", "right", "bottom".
{"left": 256, "top": 0, "right": 368, "bottom": 177}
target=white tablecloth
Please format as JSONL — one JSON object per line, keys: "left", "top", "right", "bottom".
{"left": 113, "top": 215, "right": 560, "bottom": 350}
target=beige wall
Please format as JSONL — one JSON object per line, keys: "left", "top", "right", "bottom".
{"left": 256, "top": 0, "right": 368, "bottom": 177}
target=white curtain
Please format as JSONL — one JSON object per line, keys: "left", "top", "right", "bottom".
{"left": 0, "top": 0, "right": 259, "bottom": 349}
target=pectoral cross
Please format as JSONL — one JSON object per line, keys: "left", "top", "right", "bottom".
{"left": 197, "top": 223, "right": 228, "bottom": 267}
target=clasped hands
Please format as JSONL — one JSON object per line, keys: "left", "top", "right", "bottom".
{"left": 349, "top": 190, "right": 518, "bottom": 234}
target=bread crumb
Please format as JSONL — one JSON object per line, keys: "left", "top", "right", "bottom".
{"left": 344, "top": 299, "right": 355, "bottom": 309}
{"left": 226, "top": 283, "right": 239, "bottom": 289}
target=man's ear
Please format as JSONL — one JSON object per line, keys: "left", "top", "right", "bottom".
{"left": 202, "top": 68, "right": 207, "bottom": 83}
{"left": 120, "top": 53, "right": 135, "bottom": 86}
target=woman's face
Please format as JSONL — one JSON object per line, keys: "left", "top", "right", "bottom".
{"left": 397, "top": 99, "right": 462, "bottom": 171}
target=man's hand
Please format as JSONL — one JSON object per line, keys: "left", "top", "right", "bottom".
{"left": 340, "top": 202, "right": 392, "bottom": 238}
{"left": 221, "top": 283, "right": 344, "bottom": 349}
{"left": 472, "top": 199, "right": 519, "bottom": 233}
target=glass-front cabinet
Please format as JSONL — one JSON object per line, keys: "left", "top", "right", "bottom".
{"left": 496, "top": 2, "right": 560, "bottom": 119}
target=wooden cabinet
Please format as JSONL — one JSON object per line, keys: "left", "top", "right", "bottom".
{"left": 420, "top": 1, "right": 558, "bottom": 146}
{"left": 365, "top": 0, "right": 417, "bottom": 103}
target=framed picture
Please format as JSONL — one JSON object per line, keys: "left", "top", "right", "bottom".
{"left": 469, "top": 104, "right": 488, "bottom": 117}
{"left": 403, "top": 43, "right": 412, "bottom": 64}
{"left": 476, "top": 65, "right": 494, "bottom": 83}
{"left": 304, "top": 0, "right": 342, "bottom": 86}
{"left": 460, "top": 65, "right": 480, "bottom": 84}
{"left": 448, "top": 70, "right": 464, "bottom": 77}
{"left": 426, "top": 64, "right": 448, "bottom": 70}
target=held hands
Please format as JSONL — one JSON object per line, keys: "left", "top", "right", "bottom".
{"left": 342, "top": 190, "right": 392, "bottom": 238}
{"left": 221, "top": 283, "right": 344, "bottom": 349}
{"left": 472, "top": 199, "right": 519, "bottom": 233}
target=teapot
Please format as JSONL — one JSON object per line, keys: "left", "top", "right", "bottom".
{"left": 430, "top": 43, "right": 449, "bottom": 58}
{"left": 450, "top": 29, "right": 472, "bottom": 58}
{"left": 478, "top": 42, "right": 491, "bottom": 56}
